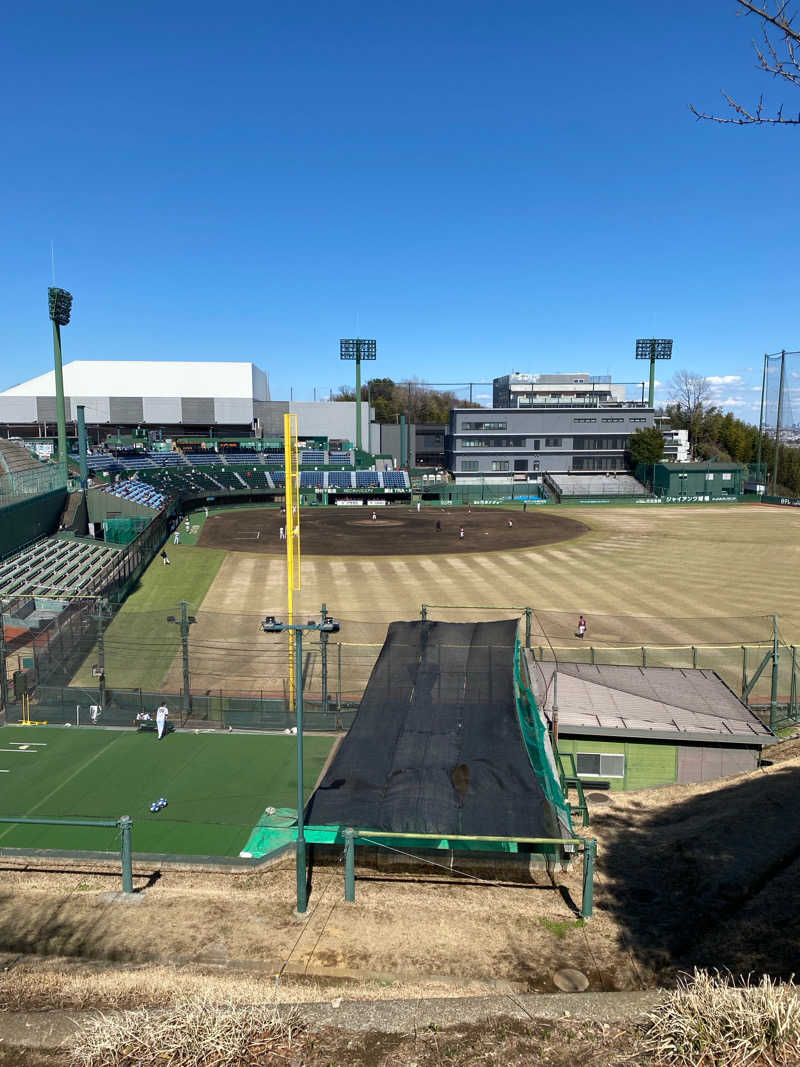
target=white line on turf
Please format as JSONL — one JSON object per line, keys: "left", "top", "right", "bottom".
{"left": 0, "top": 749, "right": 36, "bottom": 753}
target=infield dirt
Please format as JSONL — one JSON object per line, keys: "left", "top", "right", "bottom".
{"left": 196, "top": 504, "right": 589, "bottom": 556}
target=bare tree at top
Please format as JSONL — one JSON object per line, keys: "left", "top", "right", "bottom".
{"left": 691, "top": 1, "right": 800, "bottom": 125}
{"left": 669, "top": 371, "right": 713, "bottom": 456}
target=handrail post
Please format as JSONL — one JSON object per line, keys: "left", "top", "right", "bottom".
{"left": 771, "top": 614, "right": 780, "bottom": 729}
{"left": 741, "top": 645, "right": 748, "bottom": 700}
{"left": 524, "top": 607, "right": 531, "bottom": 649}
{"left": 692, "top": 645, "right": 698, "bottom": 669}
{"left": 581, "top": 838, "right": 597, "bottom": 919}
{"left": 420, "top": 604, "right": 428, "bottom": 621}
{"left": 344, "top": 827, "right": 355, "bottom": 902}
{"left": 119, "top": 816, "right": 133, "bottom": 894}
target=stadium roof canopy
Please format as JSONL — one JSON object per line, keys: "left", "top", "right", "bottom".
{"left": 1, "top": 361, "right": 269, "bottom": 401}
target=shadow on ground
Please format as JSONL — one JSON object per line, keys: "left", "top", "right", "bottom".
{"left": 596, "top": 764, "right": 800, "bottom": 981}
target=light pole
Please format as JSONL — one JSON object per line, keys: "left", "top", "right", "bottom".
{"left": 261, "top": 612, "right": 340, "bottom": 913}
{"left": 340, "top": 339, "right": 376, "bottom": 453}
{"left": 635, "top": 338, "right": 672, "bottom": 409}
{"left": 48, "top": 287, "right": 73, "bottom": 473}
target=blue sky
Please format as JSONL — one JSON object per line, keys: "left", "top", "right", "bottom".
{"left": 2, "top": 0, "right": 800, "bottom": 421}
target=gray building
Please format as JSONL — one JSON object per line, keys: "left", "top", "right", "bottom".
{"left": 446, "top": 404, "right": 654, "bottom": 480}
{"left": 493, "top": 372, "right": 627, "bottom": 408}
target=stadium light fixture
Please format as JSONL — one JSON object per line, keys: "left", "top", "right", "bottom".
{"left": 48, "top": 287, "right": 73, "bottom": 471}
{"left": 259, "top": 614, "right": 341, "bottom": 913}
{"left": 635, "top": 338, "right": 673, "bottom": 409}
{"left": 340, "top": 339, "right": 376, "bottom": 453}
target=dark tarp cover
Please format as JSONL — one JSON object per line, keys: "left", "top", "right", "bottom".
{"left": 305, "top": 619, "right": 561, "bottom": 839}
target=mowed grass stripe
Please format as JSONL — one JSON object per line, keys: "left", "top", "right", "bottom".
{"left": 71, "top": 545, "right": 226, "bottom": 691}
{"left": 0, "top": 728, "right": 333, "bottom": 856}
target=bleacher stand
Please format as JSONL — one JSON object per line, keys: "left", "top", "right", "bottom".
{"left": 300, "top": 471, "right": 324, "bottom": 488}
{"left": 101, "top": 480, "right": 165, "bottom": 509}
{"left": 0, "top": 535, "right": 122, "bottom": 597}
{"left": 382, "top": 471, "right": 410, "bottom": 489}
{"left": 327, "top": 471, "right": 354, "bottom": 489}
{"left": 300, "top": 450, "right": 326, "bottom": 465}
{"left": 548, "top": 473, "right": 646, "bottom": 497}
{"left": 356, "top": 471, "right": 381, "bottom": 488}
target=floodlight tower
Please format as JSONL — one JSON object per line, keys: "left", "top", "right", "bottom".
{"left": 635, "top": 338, "right": 672, "bottom": 408}
{"left": 48, "top": 287, "right": 73, "bottom": 470}
{"left": 340, "top": 338, "right": 376, "bottom": 453}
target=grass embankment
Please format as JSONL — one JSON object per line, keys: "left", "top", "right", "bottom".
{"left": 71, "top": 544, "right": 226, "bottom": 691}
{"left": 0, "top": 725, "right": 332, "bottom": 856}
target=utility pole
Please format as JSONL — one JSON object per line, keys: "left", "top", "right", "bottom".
{"left": 167, "top": 602, "right": 197, "bottom": 721}
{"left": 48, "top": 287, "right": 73, "bottom": 473}
{"left": 0, "top": 600, "right": 8, "bottom": 715}
{"left": 320, "top": 603, "right": 329, "bottom": 715}
{"left": 95, "top": 600, "right": 110, "bottom": 711}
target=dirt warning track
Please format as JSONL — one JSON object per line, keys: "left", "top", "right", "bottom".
{"left": 196, "top": 505, "right": 589, "bottom": 557}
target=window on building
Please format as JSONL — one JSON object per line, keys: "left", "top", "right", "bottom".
{"left": 491, "top": 460, "right": 509, "bottom": 472}
{"left": 722, "top": 472, "right": 732, "bottom": 481}
{"left": 463, "top": 421, "right": 507, "bottom": 431}
{"left": 706, "top": 472, "right": 715, "bottom": 481}
{"left": 461, "top": 437, "right": 526, "bottom": 448}
{"left": 601, "top": 417, "right": 624, "bottom": 423}
{"left": 629, "top": 417, "right": 647, "bottom": 423}
{"left": 514, "top": 459, "right": 528, "bottom": 471}
{"left": 531, "top": 460, "right": 540, "bottom": 471}
{"left": 573, "top": 417, "right": 597, "bottom": 423}
{"left": 462, "top": 460, "right": 479, "bottom": 472}
{"left": 576, "top": 752, "right": 625, "bottom": 778}
{"left": 533, "top": 439, "right": 541, "bottom": 449}
{"left": 544, "top": 437, "right": 562, "bottom": 447}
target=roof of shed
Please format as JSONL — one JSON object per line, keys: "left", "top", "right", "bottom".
{"left": 525, "top": 656, "right": 774, "bottom": 745}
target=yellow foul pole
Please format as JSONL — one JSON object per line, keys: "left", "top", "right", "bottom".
{"left": 283, "top": 413, "right": 301, "bottom": 710}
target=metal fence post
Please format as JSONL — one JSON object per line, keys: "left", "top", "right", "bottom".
{"left": 791, "top": 646, "right": 798, "bottom": 719}
{"left": 119, "top": 816, "right": 133, "bottom": 894}
{"left": 420, "top": 604, "right": 428, "bottom": 621}
{"left": 741, "top": 645, "right": 748, "bottom": 700}
{"left": 581, "top": 838, "right": 597, "bottom": 919}
{"left": 344, "top": 827, "right": 355, "bottom": 902}
{"left": 771, "top": 614, "right": 780, "bottom": 729}
{"left": 641, "top": 646, "right": 647, "bottom": 667}
{"left": 524, "top": 607, "right": 531, "bottom": 649}
{"left": 590, "top": 646, "right": 596, "bottom": 665}
{"left": 692, "top": 646, "right": 698, "bottom": 669}
{"left": 337, "top": 642, "right": 342, "bottom": 714}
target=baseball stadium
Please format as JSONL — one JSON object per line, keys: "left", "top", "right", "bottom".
{"left": 1, "top": 350, "right": 799, "bottom": 934}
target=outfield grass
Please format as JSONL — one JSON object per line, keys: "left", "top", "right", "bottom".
{"left": 71, "top": 545, "right": 226, "bottom": 690}
{"left": 0, "top": 725, "right": 332, "bottom": 856}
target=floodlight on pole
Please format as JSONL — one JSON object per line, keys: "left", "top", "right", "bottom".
{"left": 635, "top": 338, "right": 672, "bottom": 408}
{"left": 259, "top": 613, "right": 340, "bottom": 914}
{"left": 340, "top": 338, "right": 376, "bottom": 453}
{"left": 48, "top": 287, "right": 73, "bottom": 471}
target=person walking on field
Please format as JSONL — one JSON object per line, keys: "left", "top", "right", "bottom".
{"left": 156, "top": 702, "right": 169, "bottom": 739}
{"left": 173, "top": 529, "right": 180, "bottom": 544}
{"left": 161, "top": 550, "right": 170, "bottom": 566}
{"left": 279, "top": 526, "right": 285, "bottom": 540}
{"left": 372, "top": 511, "right": 377, "bottom": 521}
{"left": 577, "top": 615, "right": 587, "bottom": 639}
{"left": 459, "top": 526, "right": 464, "bottom": 539}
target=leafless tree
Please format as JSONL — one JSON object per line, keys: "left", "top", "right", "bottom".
{"left": 691, "top": 1, "right": 800, "bottom": 124}
{"left": 669, "top": 371, "right": 713, "bottom": 455}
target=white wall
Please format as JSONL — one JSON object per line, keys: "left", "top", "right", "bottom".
{"left": 289, "top": 401, "right": 371, "bottom": 442}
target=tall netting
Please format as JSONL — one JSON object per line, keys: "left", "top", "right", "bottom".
{"left": 763, "top": 351, "right": 800, "bottom": 475}
{"left": 7, "top": 600, "right": 797, "bottom": 731}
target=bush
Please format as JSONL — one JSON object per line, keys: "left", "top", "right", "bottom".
{"left": 644, "top": 969, "right": 800, "bottom": 1066}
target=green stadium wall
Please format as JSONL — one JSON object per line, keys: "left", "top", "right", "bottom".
{"left": 0, "top": 488, "right": 68, "bottom": 559}
{"left": 557, "top": 735, "right": 678, "bottom": 791}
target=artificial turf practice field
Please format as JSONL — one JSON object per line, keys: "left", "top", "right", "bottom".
{"left": 0, "top": 726, "right": 333, "bottom": 856}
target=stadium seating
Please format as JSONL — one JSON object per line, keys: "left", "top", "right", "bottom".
{"left": 100, "top": 480, "right": 165, "bottom": 509}
{"left": 300, "top": 450, "right": 325, "bottom": 465}
{"left": 0, "top": 535, "right": 122, "bottom": 597}
{"left": 235, "top": 468, "right": 274, "bottom": 489}
{"left": 300, "top": 471, "right": 324, "bottom": 488}
{"left": 549, "top": 473, "right": 647, "bottom": 497}
{"left": 356, "top": 471, "right": 381, "bottom": 488}
{"left": 327, "top": 471, "right": 354, "bottom": 489}
{"left": 383, "top": 471, "right": 410, "bottom": 488}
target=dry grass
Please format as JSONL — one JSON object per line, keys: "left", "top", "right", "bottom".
{"left": 0, "top": 962, "right": 511, "bottom": 1013}
{"left": 644, "top": 970, "right": 800, "bottom": 1066}
{"left": 69, "top": 993, "right": 301, "bottom": 1067}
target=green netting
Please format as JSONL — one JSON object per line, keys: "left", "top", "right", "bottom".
{"left": 104, "top": 516, "right": 149, "bottom": 545}
{"left": 513, "top": 638, "right": 574, "bottom": 835}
